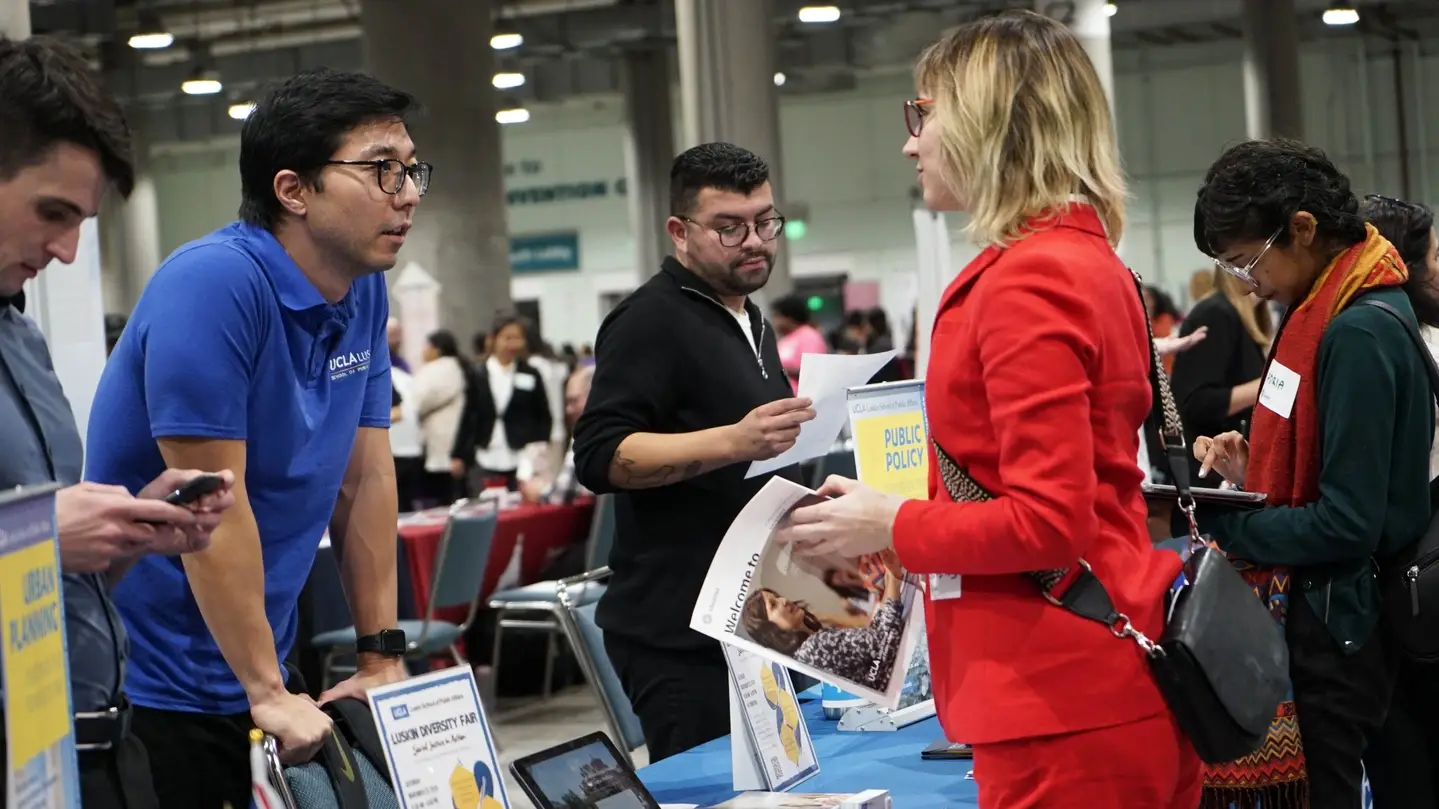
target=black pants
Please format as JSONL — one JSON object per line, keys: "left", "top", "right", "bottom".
{"left": 0, "top": 732, "right": 158, "bottom": 809}
{"left": 131, "top": 669, "right": 310, "bottom": 809}
{"left": 394, "top": 455, "right": 426, "bottom": 513}
{"left": 603, "top": 632, "right": 730, "bottom": 763}
{"left": 1363, "top": 655, "right": 1439, "bottom": 806}
{"left": 1286, "top": 589, "right": 1394, "bottom": 809}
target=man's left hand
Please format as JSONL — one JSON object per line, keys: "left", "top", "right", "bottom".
{"left": 318, "top": 657, "right": 408, "bottom": 705}
{"left": 137, "top": 469, "right": 237, "bottom": 556}
{"left": 774, "top": 475, "right": 904, "bottom": 559}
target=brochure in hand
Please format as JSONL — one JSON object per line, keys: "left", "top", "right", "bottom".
{"left": 690, "top": 477, "right": 926, "bottom": 709}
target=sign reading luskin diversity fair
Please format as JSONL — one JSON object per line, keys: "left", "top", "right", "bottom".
{"left": 0, "top": 483, "right": 80, "bottom": 809}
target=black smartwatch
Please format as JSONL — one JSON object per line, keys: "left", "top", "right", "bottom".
{"left": 355, "top": 629, "right": 407, "bottom": 657}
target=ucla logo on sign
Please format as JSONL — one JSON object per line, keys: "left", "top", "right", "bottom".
{"left": 390, "top": 704, "right": 409, "bottom": 720}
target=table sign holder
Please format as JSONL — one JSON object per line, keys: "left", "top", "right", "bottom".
{"left": 0, "top": 483, "right": 80, "bottom": 809}
{"left": 368, "top": 666, "right": 510, "bottom": 809}
{"left": 723, "top": 645, "right": 819, "bottom": 793}
{"left": 836, "top": 699, "right": 936, "bottom": 732}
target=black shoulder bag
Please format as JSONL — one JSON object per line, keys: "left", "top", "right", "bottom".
{"left": 1359, "top": 298, "right": 1439, "bottom": 663}
{"left": 930, "top": 271, "right": 1290, "bottom": 764}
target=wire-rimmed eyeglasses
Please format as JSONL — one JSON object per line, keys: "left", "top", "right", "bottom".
{"left": 1213, "top": 226, "right": 1283, "bottom": 287}
{"left": 678, "top": 215, "right": 786, "bottom": 248}
{"left": 326, "top": 159, "right": 433, "bottom": 197}
{"left": 904, "top": 99, "right": 933, "bottom": 138}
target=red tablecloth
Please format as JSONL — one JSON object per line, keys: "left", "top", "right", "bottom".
{"left": 398, "top": 500, "right": 594, "bottom": 621}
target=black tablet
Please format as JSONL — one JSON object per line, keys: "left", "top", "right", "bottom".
{"left": 920, "top": 739, "right": 973, "bottom": 760}
{"left": 1142, "top": 484, "right": 1267, "bottom": 510}
{"left": 509, "top": 732, "right": 661, "bottom": 809}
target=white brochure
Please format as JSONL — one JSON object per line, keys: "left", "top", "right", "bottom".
{"left": 725, "top": 644, "right": 819, "bottom": 793}
{"left": 368, "top": 667, "right": 510, "bottom": 809}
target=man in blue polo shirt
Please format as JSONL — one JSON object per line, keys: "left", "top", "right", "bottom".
{"left": 85, "top": 68, "right": 430, "bottom": 809}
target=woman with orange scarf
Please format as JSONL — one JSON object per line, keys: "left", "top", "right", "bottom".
{"left": 1191, "top": 140, "right": 1434, "bottom": 809}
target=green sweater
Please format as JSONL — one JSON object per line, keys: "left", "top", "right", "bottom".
{"left": 1202, "top": 286, "right": 1433, "bottom": 654}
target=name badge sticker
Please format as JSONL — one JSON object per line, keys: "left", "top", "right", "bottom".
{"left": 514, "top": 373, "right": 537, "bottom": 392}
{"left": 1258, "top": 361, "right": 1301, "bottom": 419}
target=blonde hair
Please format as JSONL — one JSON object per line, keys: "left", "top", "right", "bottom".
{"left": 1206, "top": 266, "right": 1273, "bottom": 347}
{"left": 914, "top": 11, "right": 1126, "bottom": 247}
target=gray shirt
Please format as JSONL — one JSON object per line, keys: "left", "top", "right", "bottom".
{"left": 0, "top": 293, "right": 126, "bottom": 713}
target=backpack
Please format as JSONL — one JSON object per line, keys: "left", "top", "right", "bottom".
{"left": 277, "top": 698, "right": 399, "bottom": 809}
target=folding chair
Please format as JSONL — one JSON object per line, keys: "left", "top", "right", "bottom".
{"left": 487, "top": 494, "right": 615, "bottom": 699}
{"left": 554, "top": 570, "right": 646, "bottom": 766}
{"left": 311, "top": 501, "right": 498, "bottom": 688}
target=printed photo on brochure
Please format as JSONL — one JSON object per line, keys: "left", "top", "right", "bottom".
{"left": 691, "top": 477, "right": 925, "bottom": 709}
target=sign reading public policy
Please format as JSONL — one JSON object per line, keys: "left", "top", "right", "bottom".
{"left": 847, "top": 380, "right": 929, "bottom": 501}
{"left": 0, "top": 483, "right": 80, "bottom": 809}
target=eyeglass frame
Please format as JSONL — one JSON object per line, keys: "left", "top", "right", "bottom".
{"left": 324, "top": 159, "right": 433, "bottom": 197}
{"left": 904, "top": 99, "right": 933, "bottom": 138}
{"left": 1213, "top": 225, "right": 1284, "bottom": 287}
{"left": 676, "top": 214, "right": 787, "bottom": 248}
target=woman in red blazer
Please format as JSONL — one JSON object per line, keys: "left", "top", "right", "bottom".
{"left": 779, "top": 11, "right": 1200, "bottom": 808}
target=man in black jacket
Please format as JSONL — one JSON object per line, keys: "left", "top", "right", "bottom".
{"left": 573, "top": 142, "right": 815, "bottom": 761}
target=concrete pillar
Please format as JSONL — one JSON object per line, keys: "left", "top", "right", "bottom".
{"left": 360, "top": 0, "right": 512, "bottom": 344}
{"left": 1241, "top": 0, "right": 1304, "bottom": 140}
{"left": 1065, "top": 0, "right": 1115, "bottom": 108}
{"left": 620, "top": 46, "right": 677, "bottom": 278}
{"left": 675, "top": 0, "right": 791, "bottom": 299}
{"left": 99, "top": 128, "right": 163, "bottom": 315}
{"left": 0, "top": 0, "right": 29, "bottom": 37}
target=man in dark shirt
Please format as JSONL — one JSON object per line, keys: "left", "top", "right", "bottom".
{"left": 573, "top": 143, "right": 815, "bottom": 762}
{"left": 0, "top": 36, "right": 234, "bottom": 808}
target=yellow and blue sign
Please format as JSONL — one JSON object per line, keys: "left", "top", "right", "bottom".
{"left": 847, "top": 380, "right": 929, "bottom": 501}
{"left": 0, "top": 483, "right": 79, "bottom": 809}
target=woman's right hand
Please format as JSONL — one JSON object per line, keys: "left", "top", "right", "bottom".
{"left": 1193, "top": 431, "right": 1248, "bottom": 486}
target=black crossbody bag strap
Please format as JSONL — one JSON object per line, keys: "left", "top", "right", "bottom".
{"left": 931, "top": 270, "right": 1191, "bottom": 653}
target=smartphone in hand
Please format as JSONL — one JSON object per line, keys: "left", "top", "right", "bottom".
{"left": 138, "top": 474, "right": 226, "bottom": 524}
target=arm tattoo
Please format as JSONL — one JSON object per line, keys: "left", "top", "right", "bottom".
{"left": 610, "top": 449, "right": 705, "bottom": 489}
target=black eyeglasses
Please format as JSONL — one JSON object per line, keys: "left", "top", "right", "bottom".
{"left": 678, "top": 215, "right": 786, "bottom": 248}
{"left": 325, "top": 159, "right": 432, "bottom": 197}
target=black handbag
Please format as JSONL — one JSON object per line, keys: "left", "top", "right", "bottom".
{"left": 1358, "top": 298, "right": 1439, "bottom": 663}
{"left": 930, "top": 272, "right": 1289, "bottom": 764}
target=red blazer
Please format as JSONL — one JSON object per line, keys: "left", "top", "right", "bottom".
{"left": 893, "top": 205, "right": 1181, "bottom": 745}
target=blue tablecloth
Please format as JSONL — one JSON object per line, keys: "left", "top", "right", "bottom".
{"left": 637, "top": 695, "right": 977, "bottom": 808}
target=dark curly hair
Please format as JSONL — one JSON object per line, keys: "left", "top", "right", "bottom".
{"left": 1194, "top": 139, "right": 1366, "bottom": 258}
{"left": 1362, "top": 194, "right": 1439, "bottom": 328}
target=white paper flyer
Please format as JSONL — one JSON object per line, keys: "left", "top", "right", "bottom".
{"left": 368, "top": 667, "right": 510, "bottom": 809}
{"left": 691, "top": 477, "right": 925, "bottom": 709}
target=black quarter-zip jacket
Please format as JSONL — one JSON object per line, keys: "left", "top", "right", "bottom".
{"left": 573, "top": 256, "right": 803, "bottom": 650}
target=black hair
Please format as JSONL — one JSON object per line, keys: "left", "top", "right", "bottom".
{"left": 669, "top": 142, "right": 770, "bottom": 217}
{"left": 1362, "top": 194, "right": 1439, "bottom": 328}
{"left": 845, "top": 310, "right": 867, "bottom": 328}
{"left": 1194, "top": 139, "right": 1366, "bottom": 258}
{"left": 1144, "top": 285, "right": 1181, "bottom": 319}
{"left": 0, "top": 36, "right": 134, "bottom": 197}
{"left": 867, "top": 307, "right": 891, "bottom": 337}
{"left": 427, "top": 329, "right": 461, "bottom": 359}
{"left": 490, "top": 311, "right": 531, "bottom": 339}
{"left": 239, "top": 68, "right": 420, "bottom": 230}
{"left": 771, "top": 294, "right": 811, "bottom": 325}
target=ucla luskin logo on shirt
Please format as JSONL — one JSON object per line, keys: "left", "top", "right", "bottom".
{"left": 329, "top": 348, "right": 372, "bottom": 381}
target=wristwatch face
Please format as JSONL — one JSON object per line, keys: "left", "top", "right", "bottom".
{"left": 364, "top": 630, "right": 407, "bottom": 656}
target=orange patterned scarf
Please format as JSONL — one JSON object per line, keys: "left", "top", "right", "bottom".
{"left": 1247, "top": 224, "right": 1408, "bottom": 504}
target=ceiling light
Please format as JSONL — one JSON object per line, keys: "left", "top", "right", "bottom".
{"left": 181, "top": 77, "right": 222, "bottom": 95}
{"left": 496, "top": 107, "right": 530, "bottom": 125}
{"left": 773, "top": 72, "right": 786, "bottom": 86}
{"left": 797, "top": 5, "right": 841, "bottom": 23}
{"left": 490, "top": 32, "right": 523, "bottom": 50}
{"left": 128, "top": 32, "right": 173, "bottom": 49}
{"left": 1103, "top": 2, "right": 1117, "bottom": 16}
{"left": 1322, "top": 7, "right": 1359, "bottom": 25}
{"left": 492, "top": 72, "right": 525, "bottom": 89}
{"left": 227, "top": 103, "right": 255, "bottom": 121}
